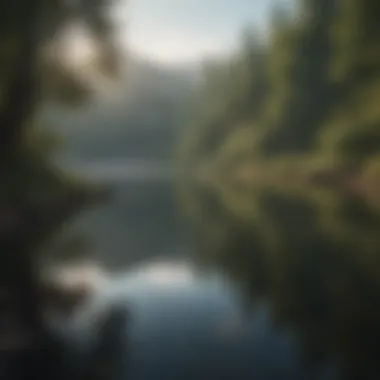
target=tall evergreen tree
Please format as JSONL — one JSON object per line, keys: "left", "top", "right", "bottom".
{"left": 262, "top": 0, "right": 337, "bottom": 155}
{"left": 319, "top": 0, "right": 380, "bottom": 164}
{"left": 0, "top": 1, "right": 122, "bottom": 375}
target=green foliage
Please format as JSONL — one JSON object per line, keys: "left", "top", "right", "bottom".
{"left": 0, "top": 0, "right": 122, "bottom": 295}
{"left": 181, "top": 0, "right": 380, "bottom": 183}
{"left": 180, "top": 30, "right": 269, "bottom": 164}
{"left": 179, "top": 2, "right": 380, "bottom": 377}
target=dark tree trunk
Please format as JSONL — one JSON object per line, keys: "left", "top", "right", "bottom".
{"left": 0, "top": 1, "right": 41, "bottom": 160}
{"left": 0, "top": 0, "right": 46, "bottom": 357}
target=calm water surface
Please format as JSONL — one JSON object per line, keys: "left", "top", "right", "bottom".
{"left": 68, "top": 161, "right": 380, "bottom": 380}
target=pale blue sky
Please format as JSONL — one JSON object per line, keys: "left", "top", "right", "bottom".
{"left": 120, "top": 0, "right": 292, "bottom": 65}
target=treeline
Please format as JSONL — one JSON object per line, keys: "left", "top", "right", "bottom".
{"left": 181, "top": 0, "right": 380, "bottom": 182}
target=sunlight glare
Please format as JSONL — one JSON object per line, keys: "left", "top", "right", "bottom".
{"left": 137, "top": 263, "right": 195, "bottom": 286}
{"left": 57, "top": 24, "right": 98, "bottom": 69}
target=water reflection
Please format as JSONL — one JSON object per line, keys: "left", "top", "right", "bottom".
{"left": 65, "top": 181, "right": 187, "bottom": 269}
{"left": 184, "top": 182, "right": 380, "bottom": 379}
{"left": 56, "top": 168, "right": 380, "bottom": 380}
{"left": 98, "top": 260, "right": 322, "bottom": 380}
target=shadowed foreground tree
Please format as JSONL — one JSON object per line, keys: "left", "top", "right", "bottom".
{"left": 0, "top": 1, "right": 127, "bottom": 379}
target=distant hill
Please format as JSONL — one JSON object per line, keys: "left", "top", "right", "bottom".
{"left": 43, "top": 56, "right": 200, "bottom": 161}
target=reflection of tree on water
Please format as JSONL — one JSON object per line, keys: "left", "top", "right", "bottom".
{"left": 182, "top": 183, "right": 380, "bottom": 379}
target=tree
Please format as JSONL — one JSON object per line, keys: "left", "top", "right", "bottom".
{"left": 318, "top": 0, "right": 380, "bottom": 165}
{"left": 180, "top": 29, "right": 269, "bottom": 171}
{"left": 0, "top": 0, "right": 123, "bottom": 371}
{"left": 261, "top": 0, "right": 338, "bottom": 155}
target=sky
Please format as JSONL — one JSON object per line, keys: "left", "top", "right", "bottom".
{"left": 120, "top": 0, "right": 292, "bottom": 66}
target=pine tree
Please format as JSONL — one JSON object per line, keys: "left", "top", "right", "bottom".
{"left": 262, "top": 0, "right": 338, "bottom": 155}
{"left": 319, "top": 0, "right": 380, "bottom": 164}
{"left": 0, "top": 1, "right": 123, "bottom": 374}
{"left": 181, "top": 29, "right": 269, "bottom": 166}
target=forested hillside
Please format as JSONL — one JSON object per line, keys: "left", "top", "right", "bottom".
{"left": 181, "top": 0, "right": 380, "bottom": 192}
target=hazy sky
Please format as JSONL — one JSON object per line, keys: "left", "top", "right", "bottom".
{"left": 122, "top": 0, "right": 292, "bottom": 65}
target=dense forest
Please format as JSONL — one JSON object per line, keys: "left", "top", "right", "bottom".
{"left": 181, "top": 0, "right": 380, "bottom": 194}
{"left": 178, "top": 2, "right": 380, "bottom": 378}
{"left": 2, "top": 0, "right": 380, "bottom": 378}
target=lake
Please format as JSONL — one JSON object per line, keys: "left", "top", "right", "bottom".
{"left": 64, "top": 160, "right": 380, "bottom": 380}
